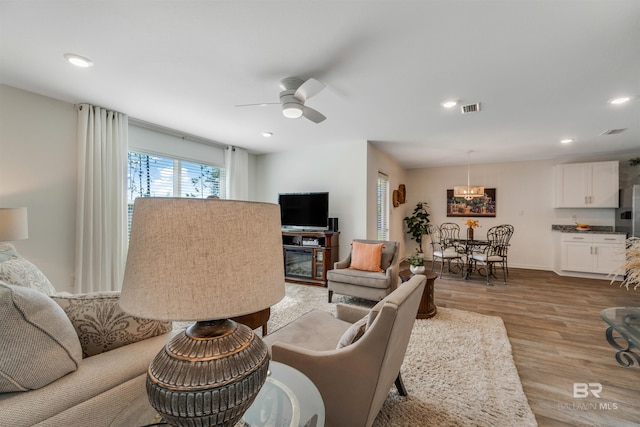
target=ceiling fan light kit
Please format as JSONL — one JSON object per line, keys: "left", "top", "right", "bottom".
{"left": 282, "top": 103, "right": 303, "bottom": 118}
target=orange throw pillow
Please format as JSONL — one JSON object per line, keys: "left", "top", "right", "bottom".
{"left": 349, "top": 241, "right": 384, "bottom": 272}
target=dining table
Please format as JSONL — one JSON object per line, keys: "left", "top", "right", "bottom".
{"left": 453, "top": 238, "right": 490, "bottom": 280}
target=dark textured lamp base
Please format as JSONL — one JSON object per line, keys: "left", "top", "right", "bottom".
{"left": 146, "top": 319, "right": 269, "bottom": 427}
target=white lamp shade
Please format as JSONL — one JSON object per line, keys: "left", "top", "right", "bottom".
{"left": 119, "top": 198, "right": 285, "bottom": 321}
{"left": 0, "top": 208, "right": 28, "bottom": 241}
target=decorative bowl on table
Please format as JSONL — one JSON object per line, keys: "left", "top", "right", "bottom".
{"left": 576, "top": 223, "right": 590, "bottom": 230}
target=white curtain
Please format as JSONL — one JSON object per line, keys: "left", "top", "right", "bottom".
{"left": 225, "top": 146, "right": 249, "bottom": 200}
{"left": 75, "top": 104, "right": 128, "bottom": 292}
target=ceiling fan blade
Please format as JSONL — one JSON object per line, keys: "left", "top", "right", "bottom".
{"left": 234, "top": 102, "right": 279, "bottom": 107}
{"left": 302, "top": 106, "right": 326, "bottom": 123}
{"left": 294, "top": 78, "right": 325, "bottom": 102}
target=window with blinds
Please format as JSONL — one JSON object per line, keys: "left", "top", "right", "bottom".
{"left": 127, "top": 151, "right": 225, "bottom": 235}
{"left": 377, "top": 172, "right": 389, "bottom": 240}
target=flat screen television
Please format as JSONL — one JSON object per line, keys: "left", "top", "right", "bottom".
{"left": 278, "top": 192, "right": 329, "bottom": 230}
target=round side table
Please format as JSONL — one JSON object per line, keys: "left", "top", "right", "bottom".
{"left": 399, "top": 269, "right": 438, "bottom": 319}
{"left": 109, "top": 361, "right": 324, "bottom": 427}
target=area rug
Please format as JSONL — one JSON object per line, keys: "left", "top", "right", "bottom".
{"left": 267, "top": 283, "right": 538, "bottom": 427}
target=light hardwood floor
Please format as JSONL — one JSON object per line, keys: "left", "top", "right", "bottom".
{"left": 431, "top": 266, "right": 640, "bottom": 427}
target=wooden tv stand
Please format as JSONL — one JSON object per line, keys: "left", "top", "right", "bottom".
{"left": 282, "top": 230, "right": 340, "bottom": 287}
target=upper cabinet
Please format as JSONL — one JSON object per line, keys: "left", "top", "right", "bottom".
{"left": 555, "top": 161, "right": 619, "bottom": 208}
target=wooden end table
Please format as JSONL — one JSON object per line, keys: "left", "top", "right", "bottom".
{"left": 232, "top": 307, "right": 270, "bottom": 335}
{"left": 399, "top": 270, "right": 438, "bottom": 319}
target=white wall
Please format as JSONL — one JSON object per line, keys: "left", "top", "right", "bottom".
{"left": 405, "top": 153, "right": 640, "bottom": 272}
{"left": 254, "top": 141, "right": 368, "bottom": 253}
{"left": 0, "top": 84, "right": 77, "bottom": 290}
{"left": 367, "top": 143, "right": 409, "bottom": 256}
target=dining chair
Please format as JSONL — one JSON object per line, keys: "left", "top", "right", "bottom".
{"left": 470, "top": 224, "right": 513, "bottom": 285}
{"left": 428, "top": 223, "right": 464, "bottom": 278}
{"left": 499, "top": 224, "right": 514, "bottom": 275}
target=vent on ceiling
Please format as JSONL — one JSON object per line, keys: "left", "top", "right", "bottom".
{"left": 461, "top": 103, "right": 481, "bottom": 114}
{"left": 600, "top": 128, "right": 627, "bottom": 136}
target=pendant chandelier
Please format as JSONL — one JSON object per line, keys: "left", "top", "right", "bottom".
{"left": 453, "top": 151, "right": 484, "bottom": 200}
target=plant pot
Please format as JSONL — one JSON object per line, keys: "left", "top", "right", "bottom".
{"left": 410, "top": 265, "right": 426, "bottom": 274}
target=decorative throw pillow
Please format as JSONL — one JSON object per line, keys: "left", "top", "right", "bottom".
{"left": 0, "top": 281, "right": 82, "bottom": 393}
{"left": 336, "top": 317, "right": 368, "bottom": 349}
{"left": 52, "top": 292, "right": 172, "bottom": 358}
{"left": 0, "top": 243, "right": 56, "bottom": 296}
{"left": 349, "top": 241, "right": 385, "bottom": 272}
{"left": 366, "top": 298, "right": 385, "bottom": 329}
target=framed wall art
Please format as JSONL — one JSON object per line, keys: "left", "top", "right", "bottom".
{"left": 446, "top": 188, "right": 496, "bottom": 217}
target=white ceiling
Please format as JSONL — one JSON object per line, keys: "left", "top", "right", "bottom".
{"left": 1, "top": 0, "right": 638, "bottom": 168}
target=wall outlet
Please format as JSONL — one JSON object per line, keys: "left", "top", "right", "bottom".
{"left": 571, "top": 215, "right": 577, "bottom": 222}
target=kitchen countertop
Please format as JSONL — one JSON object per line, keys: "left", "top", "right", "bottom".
{"left": 551, "top": 225, "right": 626, "bottom": 235}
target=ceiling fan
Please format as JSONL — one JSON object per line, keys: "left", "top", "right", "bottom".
{"left": 236, "top": 77, "right": 327, "bottom": 123}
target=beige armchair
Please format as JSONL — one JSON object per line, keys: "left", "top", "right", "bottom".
{"left": 263, "top": 275, "right": 426, "bottom": 427}
{"left": 326, "top": 239, "right": 399, "bottom": 303}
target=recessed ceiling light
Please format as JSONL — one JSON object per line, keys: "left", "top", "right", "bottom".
{"left": 560, "top": 138, "right": 574, "bottom": 144}
{"left": 64, "top": 53, "right": 93, "bottom": 68}
{"left": 441, "top": 100, "right": 458, "bottom": 108}
{"left": 261, "top": 132, "right": 273, "bottom": 138}
{"left": 608, "top": 96, "right": 631, "bottom": 105}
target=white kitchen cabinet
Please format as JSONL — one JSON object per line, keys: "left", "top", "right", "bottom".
{"left": 560, "top": 233, "right": 625, "bottom": 275}
{"left": 555, "top": 161, "right": 619, "bottom": 208}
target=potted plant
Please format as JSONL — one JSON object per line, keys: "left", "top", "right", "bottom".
{"left": 404, "top": 251, "right": 426, "bottom": 274}
{"left": 404, "top": 202, "right": 430, "bottom": 253}
{"left": 613, "top": 237, "right": 640, "bottom": 291}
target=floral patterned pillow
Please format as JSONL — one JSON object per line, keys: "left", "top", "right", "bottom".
{"left": 0, "top": 243, "right": 56, "bottom": 296}
{"left": 51, "top": 292, "right": 172, "bottom": 358}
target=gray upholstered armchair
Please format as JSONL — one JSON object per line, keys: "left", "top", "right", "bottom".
{"left": 326, "top": 239, "right": 399, "bottom": 303}
{"left": 263, "top": 275, "right": 426, "bottom": 427}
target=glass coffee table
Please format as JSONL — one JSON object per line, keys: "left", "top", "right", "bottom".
{"left": 600, "top": 307, "right": 640, "bottom": 367}
{"left": 110, "top": 361, "right": 324, "bottom": 426}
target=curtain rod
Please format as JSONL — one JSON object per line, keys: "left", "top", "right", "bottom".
{"left": 129, "top": 117, "right": 228, "bottom": 149}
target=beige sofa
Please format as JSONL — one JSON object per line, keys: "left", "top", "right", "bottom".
{"left": 263, "top": 274, "right": 426, "bottom": 427}
{"left": 0, "top": 244, "right": 173, "bottom": 427}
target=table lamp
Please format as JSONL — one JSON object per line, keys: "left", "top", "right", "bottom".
{"left": 0, "top": 207, "right": 28, "bottom": 242}
{"left": 119, "top": 198, "right": 285, "bottom": 427}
